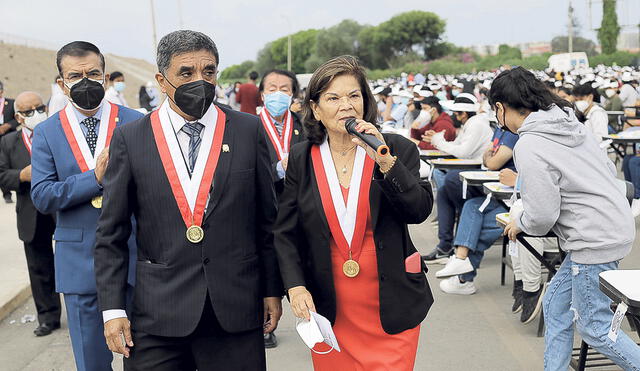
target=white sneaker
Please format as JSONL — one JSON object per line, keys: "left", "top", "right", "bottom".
{"left": 439, "top": 276, "right": 477, "bottom": 295}
{"left": 435, "top": 256, "right": 474, "bottom": 278}
{"left": 632, "top": 199, "right": 640, "bottom": 218}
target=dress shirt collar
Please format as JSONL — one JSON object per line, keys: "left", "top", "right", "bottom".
{"left": 70, "top": 100, "right": 104, "bottom": 123}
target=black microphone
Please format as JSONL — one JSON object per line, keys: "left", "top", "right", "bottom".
{"left": 344, "top": 118, "right": 389, "bottom": 156}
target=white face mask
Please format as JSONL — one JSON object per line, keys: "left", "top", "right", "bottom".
{"left": 22, "top": 111, "right": 48, "bottom": 130}
{"left": 295, "top": 312, "right": 340, "bottom": 354}
{"left": 575, "top": 100, "right": 590, "bottom": 113}
{"left": 419, "top": 110, "right": 432, "bottom": 125}
{"left": 605, "top": 89, "right": 616, "bottom": 98}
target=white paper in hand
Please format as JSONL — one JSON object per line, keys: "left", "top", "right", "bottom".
{"left": 295, "top": 311, "right": 340, "bottom": 353}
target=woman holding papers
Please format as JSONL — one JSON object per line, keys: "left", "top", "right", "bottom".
{"left": 274, "top": 56, "right": 434, "bottom": 370}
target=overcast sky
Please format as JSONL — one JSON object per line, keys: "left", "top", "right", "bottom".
{"left": 3, "top": 0, "right": 638, "bottom": 71}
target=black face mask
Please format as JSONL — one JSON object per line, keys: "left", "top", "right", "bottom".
{"left": 164, "top": 77, "right": 216, "bottom": 119}
{"left": 68, "top": 78, "right": 105, "bottom": 110}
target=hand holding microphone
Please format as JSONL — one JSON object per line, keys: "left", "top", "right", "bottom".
{"left": 345, "top": 118, "right": 389, "bottom": 157}
{"left": 345, "top": 119, "right": 395, "bottom": 172}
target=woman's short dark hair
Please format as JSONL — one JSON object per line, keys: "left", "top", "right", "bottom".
{"left": 488, "top": 67, "right": 574, "bottom": 113}
{"left": 302, "top": 55, "right": 378, "bottom": 144}
{"left": 109, "top": 71, "right": 123, "bottom": 81}
{"left": 572, "top": 83, "right": 601, "bottom": 103}
{"left": 258, "top": 69, "right": 300, "bottom": 98}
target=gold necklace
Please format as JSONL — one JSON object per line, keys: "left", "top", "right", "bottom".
{"left": 331, "top": 145, "right": 357, "bottom": 174}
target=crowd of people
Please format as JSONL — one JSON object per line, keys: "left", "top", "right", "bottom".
{"left": 0, "top": 28, "right": 639, "bottom": 371}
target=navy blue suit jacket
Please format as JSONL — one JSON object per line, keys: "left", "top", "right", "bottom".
{"left": 31, "top": 104, "right": 142, "bottom": 295}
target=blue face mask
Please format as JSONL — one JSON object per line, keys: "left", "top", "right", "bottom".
{"left": 436, "top": 91, "right": 447, "bottom": 101}
{"left": 264, "top": 91, "right": 292, "bottom": 117}
{"left": 114, "top": 81, "right": 126, "bottom": 92}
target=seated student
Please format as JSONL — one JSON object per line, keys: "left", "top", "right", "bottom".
{"left": 409, "top": 96, "right": 456, "bottom": 150}
{"left": 622, "top": 154, "right": 640, "bottom": 216}
{"left": 422, "top": 94, "right": 493, "bottom": 188}
{"left": 423, "top": 122, "right": 518, "bottom": 264}
{"left": 381, "top": 91, "right": 409, "bottom": 127}
{"left": 573, "top": 83, "right": 608, "bottom": 145}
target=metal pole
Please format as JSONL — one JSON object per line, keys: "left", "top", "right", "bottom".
{"left": 177, "top": 0, "right": 184, "bottom": 29}
{"left": 287, "top": 34, "right": 292, "bottom": 71}
{"left": 568, "top": 1, "right": 574, "bottom": 53}
{"left": 150, "top": 0, "right": 158, "bottom": 57}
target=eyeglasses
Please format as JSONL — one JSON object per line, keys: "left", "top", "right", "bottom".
{"left": 18, "top": 105, "right": 46, "bottom": 117}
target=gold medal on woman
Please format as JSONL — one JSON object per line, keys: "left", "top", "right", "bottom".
{"left": 186, "top": 225, "right": 204, "bottom": 243}
{"left": 342, "top": 251, "right": 360, "bottom": 277}
{"left": 91, "top": 196, "right": 103, "bottom": 209}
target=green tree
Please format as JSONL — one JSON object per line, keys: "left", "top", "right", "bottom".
{"left": 255, "top": 29, "right": 319, "bottom": 73}
{"left": 551, "top": 36, "right": 598, "bottom": 56}
{"left": 315, "top": 20, "right": 364, "bottom": 59}
{"left": 219, "top": 60, "right": 255, "bottom": 80}
{"left": 370, "top": 11, "right": 447, "bottom": 67}
{"left": 598, "top": 0, "right": 620, "bottom": 54}
{"left": 497, "top": 44, "right": 522, "bottom": 59}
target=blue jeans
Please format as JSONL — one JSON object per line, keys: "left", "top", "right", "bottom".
{"left": 543, "top": 254, "right": 640, "bottom": 370}
{"left": 436, "top": 170, "right": 484, "bottom": 252}
{"left": 453, "top": 197, "right": 507, "bottom": 282}
{"left": 432, "top": 169, "right": 447, "bottom": 190}
{"left": 622, "top": 155, "right": 640, "bottom": 199}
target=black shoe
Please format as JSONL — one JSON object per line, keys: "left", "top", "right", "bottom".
{"left": 422, "top": 247, "right": 453, "bottom": 265}
{"left": 264, "top": 332, "right": 278, "bottom": 349}
{"left": 512, "top": 280, "right": 523, "bottom": 313}
{"left": 34, "top": 322, "right": 60, "bottom": 337}
{"left": 521, "top": 285, "right": 546, "bottom": 324}
{"left": 3, "top": 193, "right": 12, "bottom": 204}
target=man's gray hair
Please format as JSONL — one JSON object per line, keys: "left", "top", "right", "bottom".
{"left": 156, "top": 30, "right": 219, "bottom": 74}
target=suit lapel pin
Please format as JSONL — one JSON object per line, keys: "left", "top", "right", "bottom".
{"left": 294, "top": 129, "right": 299, "bottom": 135}
{"left": 222, "top": 144, "right": 230, "bottom": 152}
{"left": 115, "top": 117, "right": 119, "bottom": 123}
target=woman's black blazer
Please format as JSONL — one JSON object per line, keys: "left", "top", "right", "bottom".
{"left": 274, "top": 133, "right": 434, "bottom": 334}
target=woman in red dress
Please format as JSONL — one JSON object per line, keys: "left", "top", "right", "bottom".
{"left": 274, "top": 56, "right": 434, "bottom": 371}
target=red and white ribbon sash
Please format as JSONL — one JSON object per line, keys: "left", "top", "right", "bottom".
{"left": 21, "top": 128, "right": 33, "bottom": 156}
{"left": 311, "top": 140, "right": 374, "bottom": 262}
{"left": 150, "top": 101, "right": 226, "bottom": 229}
{"left": 260, "top": 109, "right": 293, "bottom": 161}
{"left": 59, "top": 101, "right": 119, "bottom": 172}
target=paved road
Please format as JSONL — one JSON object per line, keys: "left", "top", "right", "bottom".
{"left": 0, "top": 191, "right": 638, "bottom": 370}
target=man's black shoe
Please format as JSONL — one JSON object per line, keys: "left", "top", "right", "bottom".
{"left": 34, "top": 322, "right": 60, "bottom": 337}
{"left": 3, "top": 193, "right": 12, "bottom": 204}
{"left": 422, "top": 247, "right": 452, "bottom": 265}
{"left": 512, "top": 280, "right": 523, "bottom": 313}
{"left": 521, "top": 285, "right": 546, "bottom": 324}
{"left": 264, "top": 332, "right": 278, "bottom": 348}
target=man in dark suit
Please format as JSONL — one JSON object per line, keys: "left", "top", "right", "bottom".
{"left": 95, "top": 30, "right": 283, "bottom": 370}
{"left": 30, "top": 41, "right": 141, "bottom": 371}
{"left": 0, "top": 81, "right": 19, "bottom": 203}
{"left": 0, "top": 91, "right": 60, "bottom": 336}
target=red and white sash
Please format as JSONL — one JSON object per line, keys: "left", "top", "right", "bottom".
{"left": 59, "top": 101, "right": 119, "bottom": 172}
{"left": 260, "top": 109, "right": 293, "bottom": 161}
{"left": 150, "top": 101, "right": 226, "bottom": 230}
{"left": 21, "top": 128, "right": 33, "bottom": 156}
{"left": 311, "top": 140, "right": 374, "bottom": 262}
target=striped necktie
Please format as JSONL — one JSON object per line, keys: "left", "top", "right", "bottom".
{"left": 181, "top": 122, "right": 204, "bottom": 172}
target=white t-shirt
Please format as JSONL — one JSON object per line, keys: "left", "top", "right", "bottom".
{"left": 619, "top": 84, "right": 639, "bottom": 107}
{"left": 431, "top": 113, "right": 493, "bottom": 160}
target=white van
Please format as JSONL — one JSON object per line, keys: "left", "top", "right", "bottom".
{"left": 547, "top": 52, "right": 589, "bottom": 72}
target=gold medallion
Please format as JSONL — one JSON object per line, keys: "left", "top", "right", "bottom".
{"left": 91, "top": 196, "right": 103, "bottom": 209}
{"left": 186, "top": 225, "right": 204, "bottom": 243}
{"left": 343, "top": 259, "right": 360, "bottom": 278}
